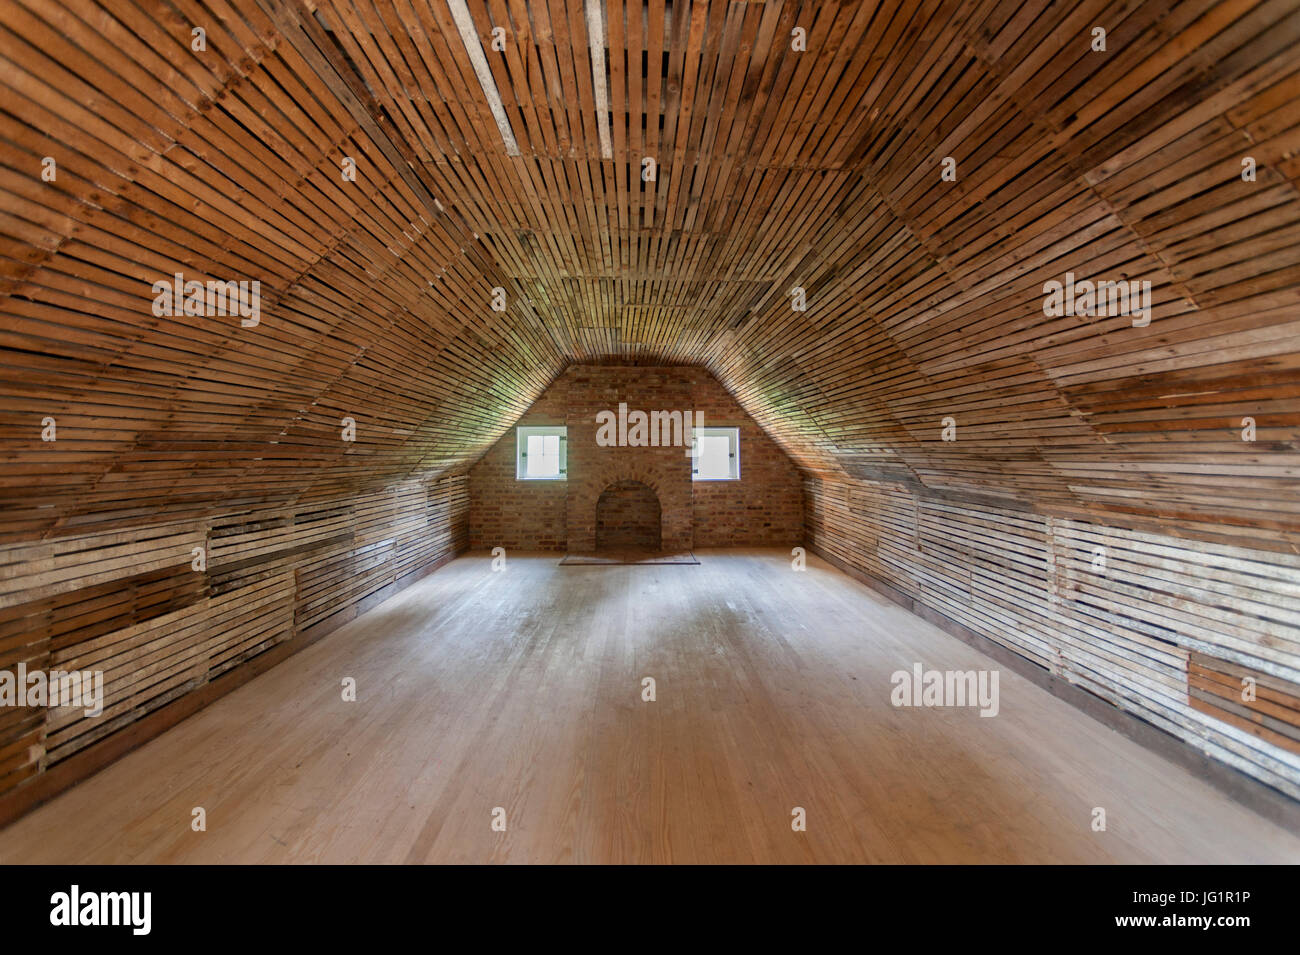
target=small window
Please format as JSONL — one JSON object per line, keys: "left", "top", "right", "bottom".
{"left": 692, "top": 427, "right": 739, "bottom": 481}
{"left": 516, "top": 426, "right": 567, "bottom": 480}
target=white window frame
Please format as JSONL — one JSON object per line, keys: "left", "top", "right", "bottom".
{"left": 691, "top": 426, "right": 740, "bottom": 481}
{"left": 516, "top": 425, "right": 567, "bottom": 480}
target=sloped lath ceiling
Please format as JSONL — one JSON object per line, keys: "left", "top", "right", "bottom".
{"left": 1, "top": 0, "right": 1298, "bottom": 548}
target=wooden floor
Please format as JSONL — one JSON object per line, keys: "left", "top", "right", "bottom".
{"left": 1, "top": 549, "right": 1297, "bottom": 864}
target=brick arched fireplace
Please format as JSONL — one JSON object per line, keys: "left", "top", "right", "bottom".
{"left": 567, "top": 465, "right": 691, "bottom": 555}
{"left": 595, "top": 481, "right": 662, "bottom": 552}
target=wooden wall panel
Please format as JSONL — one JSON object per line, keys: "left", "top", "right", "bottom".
{"left": 806, "top": 474, "right": 1300, "bottom": 800}
{"left": 0, "top": 474, "right": 468, "bottom": 801}
{"left": 1188, "top": 652, "right": 1300, "bottom": 757}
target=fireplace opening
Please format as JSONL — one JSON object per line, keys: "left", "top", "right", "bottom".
{"left": 595, "top": 480, "right": 662, "bottom": 554}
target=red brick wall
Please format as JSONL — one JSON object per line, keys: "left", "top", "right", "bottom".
{"left": 687, "top": 368, "right": 805, "bottom": 547}
{"left": 469, "top": 365, "right": 803, "bottom": 551}
{"left": 468, "top": 383, "right": 569, "bottom": 551}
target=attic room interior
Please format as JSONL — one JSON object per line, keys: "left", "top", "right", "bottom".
{"left": 1, "top": 0, "right": 1299, "bottom": 894}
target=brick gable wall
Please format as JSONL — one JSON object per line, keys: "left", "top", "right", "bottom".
{"left": 469, "top": 365, "right": 802, "bottom": 552}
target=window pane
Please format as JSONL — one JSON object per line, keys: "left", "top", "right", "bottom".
{"left": 527, "top": 434, "right": 560, "bottom": 477}
{"left": 697, "top": 434, "right": 731, "bottom": 479}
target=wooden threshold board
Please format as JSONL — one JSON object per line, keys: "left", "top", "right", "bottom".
{"left": 558, "top": 550, "right": 700, "bottom": 565}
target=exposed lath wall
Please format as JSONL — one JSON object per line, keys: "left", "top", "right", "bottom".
{"left": 2, "top": 1, "right": 1296, "bottom": 549}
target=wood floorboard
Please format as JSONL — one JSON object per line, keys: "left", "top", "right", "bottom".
{"left": 0, "top": 548, "right": 1296, "bottom": 864}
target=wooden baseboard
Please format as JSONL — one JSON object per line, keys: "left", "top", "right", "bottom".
{"left": 809, "top": 546, "right": 1300, "bottom": 833}
{"left": 0, "top": 547, "right": 463, "bottom": 831}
